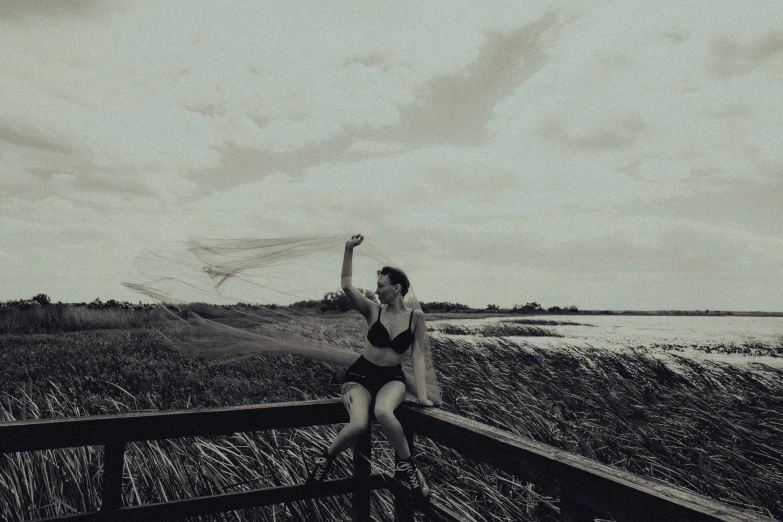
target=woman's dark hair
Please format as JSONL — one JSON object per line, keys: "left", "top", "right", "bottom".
{"left": 378, "top": 266, "right": 410, "bottom": 297}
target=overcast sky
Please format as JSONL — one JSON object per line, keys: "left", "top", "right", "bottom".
{"left": 2, "top": 1, "right": 782, "bottom": 311}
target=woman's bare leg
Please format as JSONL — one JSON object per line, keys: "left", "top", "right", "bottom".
{"left": 372, "top": 381, "right": 410, "bottom": 458}
{"left": 374, "top": 381, "right": 430, "bottom": 497}
{"left": 328, "top": 382, "right": 372, "bottom": 456}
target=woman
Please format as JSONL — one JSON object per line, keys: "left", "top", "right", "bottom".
{"left": 306, "top": 234, "right": 434, "bottom": 499}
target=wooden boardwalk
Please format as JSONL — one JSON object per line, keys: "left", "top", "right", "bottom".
{"left": 0, "top": 399, "right": 771, "bottom": 521}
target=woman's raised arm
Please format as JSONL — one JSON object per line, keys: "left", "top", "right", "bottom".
{"left": 340, "top": 234, "right": 376, "bottom": 319}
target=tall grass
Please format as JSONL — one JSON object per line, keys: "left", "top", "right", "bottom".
{"left": 431, "top": 336, "right": 783, "bottom": 520}
{"left": 431, "top": 323, "right": 563, "bottom": 337}
{"left": 1, "top": 310, "right": 781, "bottom": 520}
{"left": 0, "top": 328, "right": 370, "bottom": 521}
{"left": 0, "top": 329, "right": 489, "bottom": 521}
{"left": 651, "top": 340, "right": 783, "bottom": 358}
{"left": 0, "top": 382, "right": 357, "bottom": 520}
{"left": 0, "top": 305, "right": 155, "bottom": 334}
{"left": 501, "top": 319, "right": 588, "bottom": 326}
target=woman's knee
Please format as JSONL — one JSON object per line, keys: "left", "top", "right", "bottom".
{"left": 347, "top": 416, "right": 370, "bottom": 433}
{"left": 373, "top": 405, "right": 398, "bottom": 425}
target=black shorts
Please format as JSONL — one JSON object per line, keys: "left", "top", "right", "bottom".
{"left": 344, "top": 355, "right": 406, "bottom": 397}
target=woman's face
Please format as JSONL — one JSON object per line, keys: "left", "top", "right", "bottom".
{"left": 375, "top": 274, "right": 398, "bottom": 304}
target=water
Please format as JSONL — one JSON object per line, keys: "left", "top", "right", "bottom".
{"left": 431, "top": 314, "right": 783, "bottom": 368}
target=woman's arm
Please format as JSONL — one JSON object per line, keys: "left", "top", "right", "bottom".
{"left": 341, "top": 235, "right": 376, "bottom": 319}
{"left": 410, "top": 309, "right": 434, "bottom": 406}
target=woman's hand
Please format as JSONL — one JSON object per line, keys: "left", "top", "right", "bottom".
{"left": 346, "top": 234, "right": 364, "bottom": 249}
{"left": 417, "top": 397, "right": 435, "bottom": 407}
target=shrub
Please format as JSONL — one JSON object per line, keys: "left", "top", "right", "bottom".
{"left": 420, "top": 301, "right": 472, "bottom": 313}
{"left": 320, "top": 288, "right": 376, "bottom": 313}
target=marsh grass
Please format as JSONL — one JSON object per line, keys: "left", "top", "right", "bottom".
{"left": 431, "top": 323, "right": 563, "bottom": 337}
{"left": 0, "top": 383, "right": 355, "bottom": 520}
{"left": 431, "top": 336, "right": 783, "bottom": 520}
{"left": 1, "top": 310, "right": 782, "bottom": 520}
{"left": 0, "top": 305, "right": 155, "bottom": 334}
{"left": 648, "top": 340, "right": 783, "bottom": 358}
{"left": 501, "top": 319, "right": 588, "bottom": 326}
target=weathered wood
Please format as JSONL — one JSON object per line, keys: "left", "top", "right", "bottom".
{"left": 100, "top": 443, "right": 125, "bottom": 511}
{"left": 398, "top": 405, "right": 770, "bottom": 522}
{"left": 560, "top": 497, "right": 597, "bottom": 522}
{"left": 397, "top": 406, "right": 560, "bottom": 489}
{"left": 386, "top": 478, "right": 462, "bottom": 522}
{"left": 1, "top": 400, "right": 771, "bottom": 522}
{"left": 0, "top": 399, "right": 348, "bottom": 453}
{"left": 39, "top": 474, "right": 390, "bottom": 522}
{"left": 394, "top": 427, "right": 416, "bottom": 522}
{"left": 352, "top": 428, "right": 372, "bottom": 522}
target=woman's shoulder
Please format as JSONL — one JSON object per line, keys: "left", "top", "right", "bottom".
{"left": 410, "top": 308, "right": 425, "bottom": 320}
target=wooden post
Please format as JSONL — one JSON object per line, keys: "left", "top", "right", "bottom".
{"left": 351, "top": 428, "right": 372, "bottom": 522}
{"left": 560, "top": 496, "right": 596, "bottom": 522}
{"left": 394, "top": 426, "right": 415, "bottom": 522}
{"left": 101, "top": 443, "right": 125, "bottom": 511}
{"left": 0, "top": 402, "right": 772, "bottom": 522}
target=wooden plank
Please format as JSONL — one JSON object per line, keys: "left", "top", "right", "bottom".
{"left": 2, "top": 399, "right": 770, "bottom": 522}
{"left": 100, "top": 443, "right": 125, "bottom": 511}
{"left": 397, "top": 405, "right": 770, "bottom": 522}
{"left": 394, "top": 428, "right": 416, "bottom": 522}
{"left": 560, "top": 497, "right": 597, "bottom": 522}
{"left": 386, "top": 473, "right": 462, "bottom": 522}
{"left": 396, "top": 405, "right": 559, "bottom": 490}
{"left": 351, "top": 428, "right": 372, "bottom": 522}
{"left": 38, "top": 474, "right": 390, "bottom": 522}
{"left": 0, "top": 399, "right": 348, "bottom": 453}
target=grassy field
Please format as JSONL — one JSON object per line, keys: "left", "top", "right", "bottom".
{"left": 1, "top": 306, "right": 781, "bottom": 521}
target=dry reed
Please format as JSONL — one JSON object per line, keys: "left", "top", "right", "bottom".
{"left": 431, "top": 323, "right": 563, "bottom": 338}
{"left": 1, "top": 310, "right": 781, "bottom": 521}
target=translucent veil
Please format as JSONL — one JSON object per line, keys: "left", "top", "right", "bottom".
{"left": 122, "top": 235, "right": 442, "bottom": 406}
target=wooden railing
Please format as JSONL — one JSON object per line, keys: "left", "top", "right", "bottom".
{"left": 0, "top": 399, "right": 771, "bottom": 522}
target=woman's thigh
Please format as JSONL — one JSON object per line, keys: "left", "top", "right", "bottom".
{"left": 341, "top": 381, "right": 372, "bottom": 422}
{"left": 373, "top": 380, "right": 407, "bottom": 418}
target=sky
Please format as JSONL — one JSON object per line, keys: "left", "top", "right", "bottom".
{"left": 2, "top": 1, "right": 782, "bottom": 311}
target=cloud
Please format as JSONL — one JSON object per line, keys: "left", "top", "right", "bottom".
{"left": 3, "top": 1, "right": 781, "bottom": 310}
{"left": 698, "top": 102, "right": 752, "bottom": 120}
{"left": 383, "top": 11, "right": 563, "bottom": 147}
{"left": 615, "top": 176, "right": 783, "bottom": 239}
{"left": 402, "top": 219, "right": 758, "bottom": 284}
{"left": 4, "top": 168, "right": 150, "bottom": 204}
{"left": 598, "top": 51, "right": 634, "bottom": 69}
{"left": 0, "top": 196, "right": 148, "bottom": 302}
{"left": 534, "top": 113, "right": 648, "bottom": 152}
{"left": 411, "top": 164, "right": 522, "bottom": 204}
{"left": 187, "top": 131, "right": 362, "bottom": 194}
{"left": 0, "top": 141, "right": 190, "bottom": 205}
{"left": 708, "top": 29, "right": 783, "bottom": 78}
{"left": 0, "top": 118, "right": 74, "bottom": 154}
{"left": 549, "top": 225, "right": 755, "bottom": 277}
{"left": 0, "top": 0, "right": 112, "bottom": 22}
{"left": 661, "top": 29, "right": 692, "bottom": 45}
{"left": 187, "top": 11, "right": 565, "bottom": 192}
{"left": 344, "top": 52, "right": 396, "bottom": 70}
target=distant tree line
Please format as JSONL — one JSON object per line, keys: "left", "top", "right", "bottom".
{"left": 1, "top": 293, "right": 54, "bottom": 309}
{"left": 1, "top": 294, "right": 153, "bottom": 311}
{"left": 289, "top": 288, "right": 379, "bottom": 313}
{"left": 513, "top": 302, "right": 580, "bottom": 314}
{"left": 3, "top": 293, "right": 580, "bottom": 315}
{"left": 419, "top": 301, "right": 472, "bottom": 313}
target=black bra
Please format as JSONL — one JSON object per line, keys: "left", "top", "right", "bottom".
{"left": 366, "top": 306, "right": 414, "bottom": 354}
